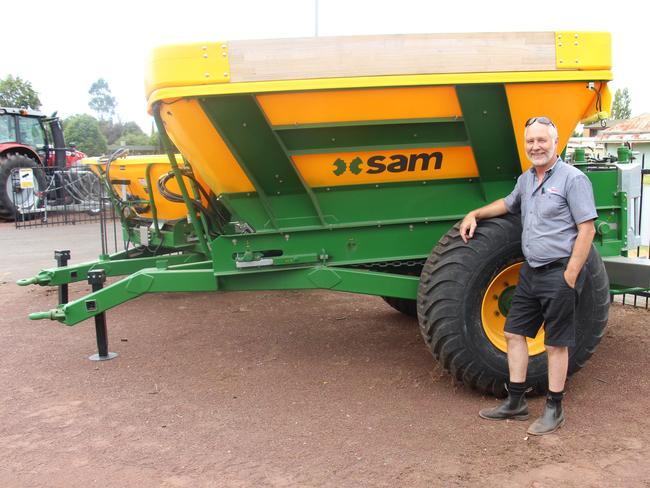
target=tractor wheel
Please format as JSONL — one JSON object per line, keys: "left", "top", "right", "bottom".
{"left": 416, "top": 214, "right": 610, "bottom": 397}
{"left": 0, "top": 154, "right": 46, "bottom": 219}
{"left": 381, "top": 296, "right": 417, "bottom": 318}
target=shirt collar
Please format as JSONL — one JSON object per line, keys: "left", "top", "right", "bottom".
{"left": 528, "top": 156, "right": 562, "bottom": 175}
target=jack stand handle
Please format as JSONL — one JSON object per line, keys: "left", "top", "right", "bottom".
{"left": 54, "top": 250, "right": 71, "bottom": 305}
{"left": 87, "top": 269, "right": 117, "bottom": 361}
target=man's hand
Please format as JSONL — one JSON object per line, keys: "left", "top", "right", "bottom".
{"left": 460, "top": 212, "right": 478, "bottom": 243}
{"left": 563, "top": 220, "right": 596, "bottom": 289}
{"left": 459, "top": 199, "right": 508, "bottom": 244}
{"left": 563, "top": 269, "right": 578, "bottom": 289}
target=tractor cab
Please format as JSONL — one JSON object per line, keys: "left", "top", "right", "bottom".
{"left": 0, "top": 107, "right": 84, "bottom": 167}
{"left": 1, "top": 107, "right": 50, "bottom": 164}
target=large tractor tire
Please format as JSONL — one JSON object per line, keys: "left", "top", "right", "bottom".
{"left": 382, "top": 296, "right": 417, "bottom": 318}
{"left": 417, "top": 214, "right": 610, "bottom": 397}
{"left": 0, "top": 154, "right": 46, "bottom": 219}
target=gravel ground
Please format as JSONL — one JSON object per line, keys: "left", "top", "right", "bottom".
{"left": 1, "top": 222, "right": 649, "bottom": 487}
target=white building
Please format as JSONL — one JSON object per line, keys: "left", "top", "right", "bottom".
{"left": 597, "top": 113, "right": 650, "bottom": 168}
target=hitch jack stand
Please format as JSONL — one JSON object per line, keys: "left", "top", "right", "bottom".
{"left": 54, "top": 250, "right": 70, "bottom": 304}
{"left": 87, "top": 269, "right": 118, "bottom": 361}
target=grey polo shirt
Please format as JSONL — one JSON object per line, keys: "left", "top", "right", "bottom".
{"left": 504, "top": 158, "right": 598, "bottom": 268}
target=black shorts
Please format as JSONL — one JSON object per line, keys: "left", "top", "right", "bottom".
{"left": 504, "top": 259, "right": 586, "bottom": 347}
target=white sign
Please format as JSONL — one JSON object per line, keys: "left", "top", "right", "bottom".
{"left": 19, "top": 168, "right": 34, "bottom": 189}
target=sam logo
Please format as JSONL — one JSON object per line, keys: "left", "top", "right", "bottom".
{"left": 332, "top": 152, "right": 443, "bottom": 176}
{"left": 333, "top": 157, "right": 363, "bottom": 176}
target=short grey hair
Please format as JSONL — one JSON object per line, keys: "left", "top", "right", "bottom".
{"left": 525, "top": 120, "right": 558, "bottom": 141}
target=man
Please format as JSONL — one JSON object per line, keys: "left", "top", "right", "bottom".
{"left": 459, "top": 116, "right": 597, "bottom": 436}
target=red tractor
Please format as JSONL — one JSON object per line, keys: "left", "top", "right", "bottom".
{"left": 0, "top": 107, "right": 86, "bottom": 219}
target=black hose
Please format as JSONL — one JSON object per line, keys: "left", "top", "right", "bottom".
{"left": 157, "top": 170, "right": 231, "bottom": 230}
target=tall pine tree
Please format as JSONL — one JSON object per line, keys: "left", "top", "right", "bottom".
{"left": 611, "top": 88, "right": 632, "bottom": 119}
{"left": 88, "top": 78, "right": 117, "bottom": 121}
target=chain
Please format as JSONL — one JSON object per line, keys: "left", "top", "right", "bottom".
{"left": 354, "top": 259, "right": 425, "bottom": 271}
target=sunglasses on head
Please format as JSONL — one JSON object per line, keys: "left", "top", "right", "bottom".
{"left": 525, "top": 116, "right": 556, "bottom": 128}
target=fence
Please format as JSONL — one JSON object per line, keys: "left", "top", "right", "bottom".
{"left": 10, "top": 165, "right": 112, "bottom": 228}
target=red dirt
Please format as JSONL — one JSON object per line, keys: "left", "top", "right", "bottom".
{"left": 1, "top": 225, "right": 650, "bottom": 487}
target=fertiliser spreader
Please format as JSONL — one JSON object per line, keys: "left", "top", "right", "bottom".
{"left": 20, "top": 32, "right": 649, "bottom": 395}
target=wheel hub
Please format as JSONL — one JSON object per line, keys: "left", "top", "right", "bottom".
{"left": 497, "top": 285, "right": 516, "bottom": 316}
{"left": 481, "top": 262, "right": 545, "bottom": 356}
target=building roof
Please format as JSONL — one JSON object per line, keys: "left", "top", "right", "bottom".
{"left": 597, "top": 113, "right": 650, "bottom": 143}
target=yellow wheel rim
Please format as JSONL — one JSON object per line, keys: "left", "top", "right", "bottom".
{"left": 480, "top": 262, "right": 545, "bottom": 356}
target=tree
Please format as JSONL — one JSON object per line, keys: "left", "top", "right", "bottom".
{"left": 88, "top": 78, "right": 117, "bottom": 120}
{"left": 0, "top": 75, "right": 41, "bottom": 109}
{"left": 63, "top": 114, "right": 108, "bottom": 157}
{"left": 121, "top": 121, "right": 145, "bottom": 138}
{"left": 611, "top": 88, "right": 632, "bottom": 119}
{"left": 149, "top": 131, "right": 162, "bottom": 150}
{"left": 122, "top": 131, "right": 151, "bottom": 146}
{"left": 97, "top": 119, "right": 150, "bottom": 146}
{"left": 118, "top": 121, "right": 148, "bottom": 145}
{"left": 98, "top": 119, "right": 123, "bottom": 146}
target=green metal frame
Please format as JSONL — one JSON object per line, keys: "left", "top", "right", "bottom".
{"left": 28, "top": 263, "right": 419, "bottom": 326}
{"left": 153, "top": 106, "right": 211, "bottom": 255}
{"left": 276, "top": 118, "right": 468, "bottom": 154}
{"left": 144, "top": 163, "right": 161, "bottom": 238}
{"left": 17, "top": 250, "right": 205, "bottom": 287}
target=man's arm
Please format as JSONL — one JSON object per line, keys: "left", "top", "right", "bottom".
{"left": 564, "top": 220, "right": 596, "bottom": 288}
{"left": 459, "top": 198, "right": 509, "bottom": 243}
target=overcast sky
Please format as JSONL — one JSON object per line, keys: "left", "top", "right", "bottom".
{"left": 3, "top": 0, "right": 647, "bottom": 132}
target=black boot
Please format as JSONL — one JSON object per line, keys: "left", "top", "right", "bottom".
{"left": 527, "top": 390, "right": 565, "bottom": 435}
{"left": 479, "top": 382, "right": 529, "bottom": 421}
